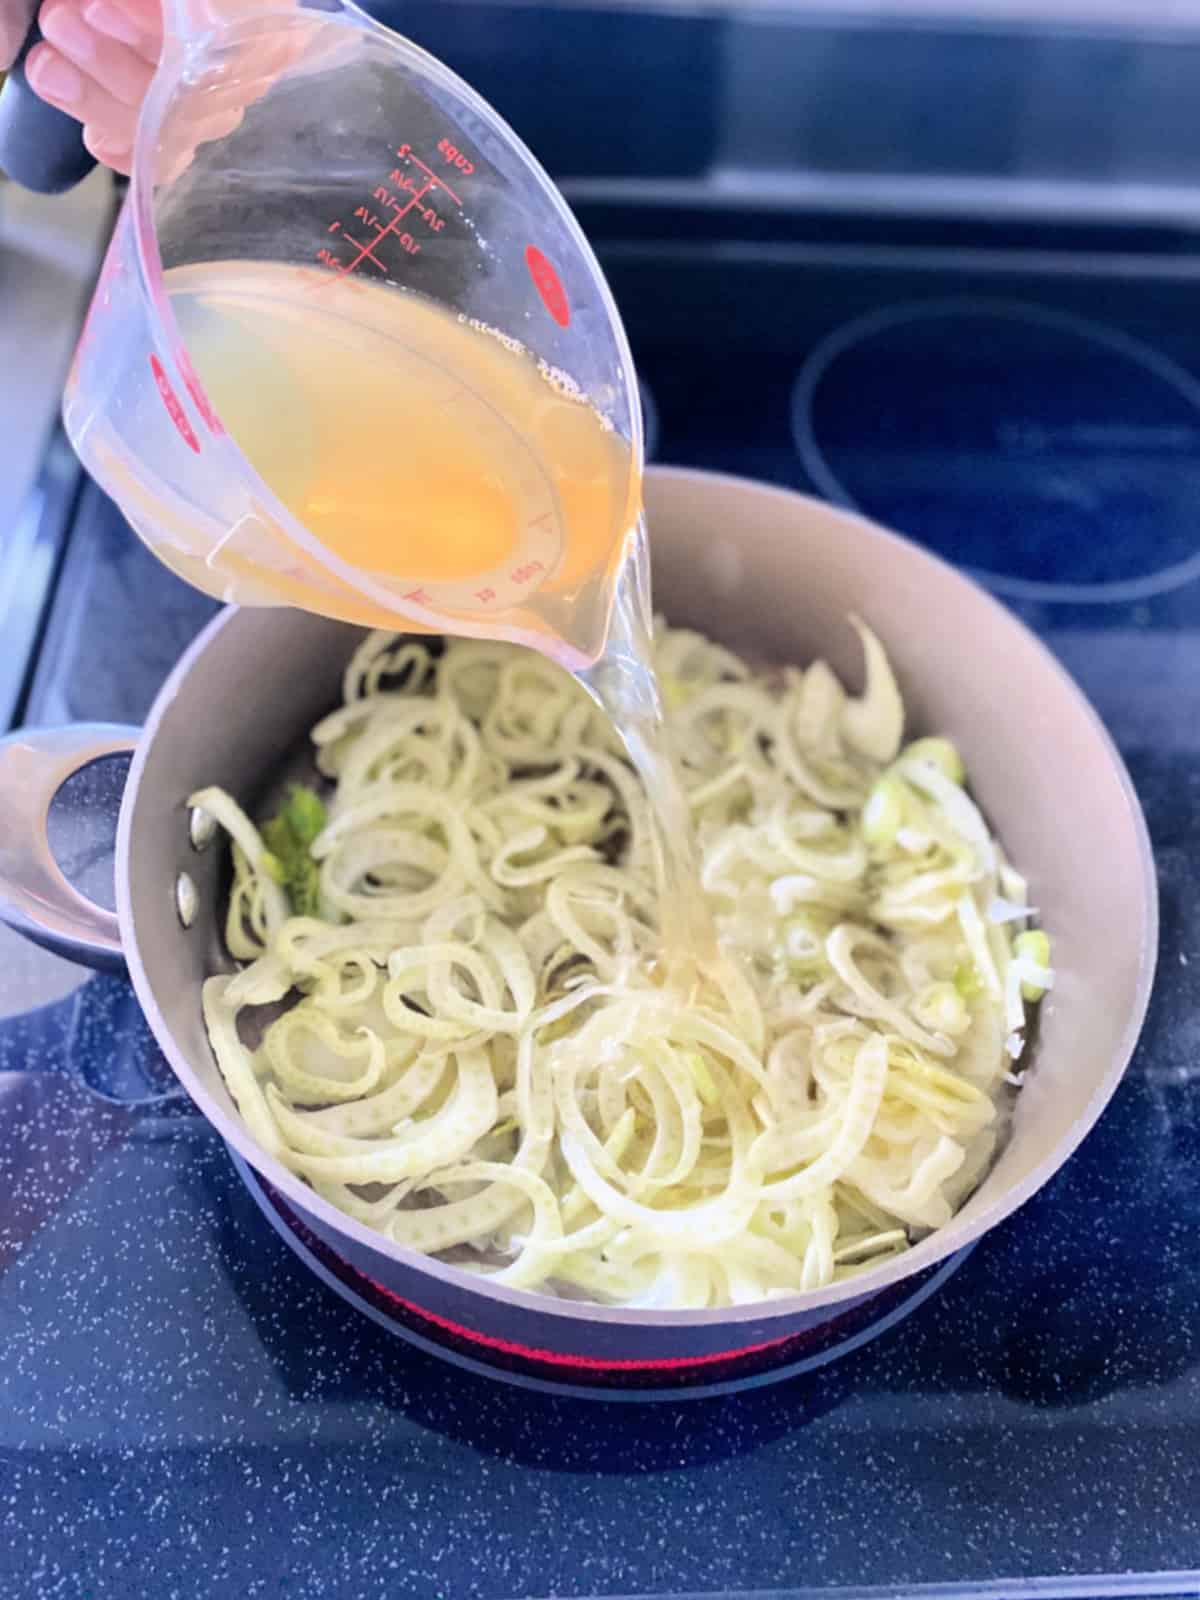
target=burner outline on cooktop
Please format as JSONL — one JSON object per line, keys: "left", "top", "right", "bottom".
{"left": 639, "top": 376, "right": 660, "bottom": 462}
{"left": 791, "top": 296, "right": 1200, "bottom": 606}
{"left": 232, "top": 1150, "right": 974, "bottom": 1404}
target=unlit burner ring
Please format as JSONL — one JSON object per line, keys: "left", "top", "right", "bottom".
{"left": 639, "top": 377, "right": 659, "bottom": 462}
{"left": 792, "top": 297, "right": 1200, "bottom": 606}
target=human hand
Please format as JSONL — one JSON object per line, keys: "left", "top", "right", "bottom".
{"left": 11, "top": 0, "right": 163, "bottom": 174}
{"left": 1, "top": 3, "right": 30, "bottom": 74}
{"left": 9, "top": 0, "right": 350, "bottom": 180}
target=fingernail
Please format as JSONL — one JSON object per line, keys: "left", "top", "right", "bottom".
{"left": 84, "top": 128, "right": 133, "bottom": 172}
{"left": 28, "top": 49, "right": 84, "bottom": 105}
{"left": 83, "top": 0, "right": 143, "bottom": 46}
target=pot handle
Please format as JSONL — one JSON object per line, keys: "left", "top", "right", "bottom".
{"left": 0, "top": 723, "right": 140, "bottom": 973}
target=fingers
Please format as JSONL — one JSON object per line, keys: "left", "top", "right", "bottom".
{"left": 78, "top": 0, "right": 162, "bottom": 63}
{"left": 22, "top": 0, "right": 163, "bottom": 173}
{"left": 81, "top": 117, "right": 133, "bottom": 173}
{"left": 39, "top": 0, "right": 155, "bottom": 104}
{"left": 25, "top": 39, "right": 141, "bottom": 154}
{"left": 20, "top": 0, "right": 323, "bottom": 180}
{"left": 1, "top": 2, "right": 26, "bottom": 74}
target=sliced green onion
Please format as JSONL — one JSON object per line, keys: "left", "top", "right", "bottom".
{"left": 1015, "top": 929, "right": 1052, "bottom": 1000}
{"left": 900, "top": 737, "right": 965, "bottom": 784}
{"left": 862, "top": 774, "right": 908, "bottom": 846}
{"left": 953, "top": 962, "right": 979, "bottom": 998}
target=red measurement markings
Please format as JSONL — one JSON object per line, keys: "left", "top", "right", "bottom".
{"left": 337, "top": 186, "right": 430, "bottom": 275}
{"left": 474, "top": 587, "right": 497, "bottom": 603}
{"left": 510, "top": 559, "right": 545, "bottom": 586}
{"left": 175, "top": 345, "right": 224, "bottom": 436}
{"left": 404, "top": 587, "right": 432, "bottom": 605}
{"left": 435, "top": 138, "right": 475, "bottom": 178}
{"left": 149, "top": 354, "right": 200, "bottom": 453}
{"left": 348, "top": 204, "right": 423, "bottom": 260}
{"left": 325, "top": 177, "right": 447, "bottom": 275}
{"left": 399, "top": 142, "right": 465, "bottom": 207}
{"left": 317, "top": 144, "right": 468, "bottom": 280}
{"left": 525, "top": 246, "right": 570, "bottom": 328}
{"left": 374, "top": 184, "right": 446, "bottom": 232}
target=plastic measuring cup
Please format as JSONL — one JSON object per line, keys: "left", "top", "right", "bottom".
{"left": 65, "top": 0, "right": 644, "bottom": 670}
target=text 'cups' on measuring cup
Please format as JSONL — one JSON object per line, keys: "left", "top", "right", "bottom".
{"left": 65, "top": 0, "right": 644, "bottom": 670}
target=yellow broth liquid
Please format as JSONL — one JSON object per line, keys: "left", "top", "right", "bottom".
{"left": 170, "top": 259, "right": 714, "bottom": 963}
{"left": 168, "top": 260, "right": 639, "bottom": 664}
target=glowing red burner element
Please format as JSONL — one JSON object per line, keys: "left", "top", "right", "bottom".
{"left": 361, "top": 1270, "right": 791, "bottom": 1372}
{"left": 525, "top": 246, "right": 570, "bottom": 328}
{"left": 236, "top": 1156, "right": 964, "bottom": 1396}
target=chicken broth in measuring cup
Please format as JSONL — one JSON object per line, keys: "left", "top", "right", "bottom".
{"left": 169, "top": 259, "right": 640, "bottom": 666}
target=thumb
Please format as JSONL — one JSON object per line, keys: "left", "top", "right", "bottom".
{"left": 0, "top": 1, "right": 33, "bottom": 73}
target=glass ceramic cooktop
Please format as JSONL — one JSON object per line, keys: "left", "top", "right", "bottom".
{"left": 2, "top": 224, "right": 1198, "bottom": 1598}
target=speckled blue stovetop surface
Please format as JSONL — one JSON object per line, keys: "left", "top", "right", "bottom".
{"left": 3, "top": 240, "right": 1200, "bottom": 1600}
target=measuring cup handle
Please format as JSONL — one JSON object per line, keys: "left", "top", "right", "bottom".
{"left": 0, "top": 17, "right": 98, "bottom": 194}
{"left": 0, "top": 723, "right": 139, "bottom": 973}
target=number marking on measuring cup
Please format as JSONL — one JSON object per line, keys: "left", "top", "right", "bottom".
{"left": 316, "top": 142, "right": 467, "bottom": 281}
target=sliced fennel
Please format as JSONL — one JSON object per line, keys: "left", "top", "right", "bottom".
{"left": 191, "top": 619, "right": 1050, "bottom": 1310}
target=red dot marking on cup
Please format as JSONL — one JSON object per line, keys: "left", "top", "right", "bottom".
{"left": 525, "top": 245, "right": 570, "bottom": 328}
{"left": 176, "top": 346, "right": 225, "bottom": 436}
{"left": 149, "top": 354, "right": 200, "bottom": 453}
